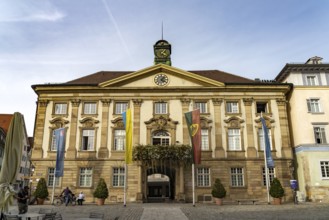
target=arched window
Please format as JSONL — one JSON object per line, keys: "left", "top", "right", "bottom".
{"left": 152, "top": 130, "right": 170, "bottom": 146}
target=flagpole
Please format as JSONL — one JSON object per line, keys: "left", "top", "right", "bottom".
{"left": 192, "top": 163, "right": 195, "bottom": 207}
{"left": 51, "top": 168, "right": 56, "bottom": 204}
{"left": 261, "top": 112, "right": 270, "bottom": 204}
{"left": 124, "top": 163, "right": 127, "bottom": 207}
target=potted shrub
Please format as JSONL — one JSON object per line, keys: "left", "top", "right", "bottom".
{"left": 211, "top": 178, "right": 226, "bottom": 205}
{"left": 34, "top": 178, "right": 49, "bottom": 205}
{"left": 93, "top": 178, "right": 109, "bottom": 205}
{"left": 269, "top": 178, "right": 285, "bottom": 205}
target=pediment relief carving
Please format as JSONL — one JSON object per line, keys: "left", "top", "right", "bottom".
{"left": 255, "top": 116, "right": 275, "bottom": 128}
{"left": 49, "top": 117, "right": 69, "bottom": 129}
{"left": 79, "top": 117, "right": 99, "bottom": 128}
{"left": 224, "top": 116, "right": 245, "bottom": 128}
{"left": 145, "top": 115, "right": 178, "bottom": 130}
{"left": 200, "top": 116, "right": 212, "bottom": 128}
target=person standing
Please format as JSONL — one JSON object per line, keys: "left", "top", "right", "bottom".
{"left": 17, "top": 186, "right": 30, "bottom": 214}
{"left": 77, "top": 191, "right": 85, "bottom": 205}
{"left": 60, "top": 187, "right": 72, "bottom": 206}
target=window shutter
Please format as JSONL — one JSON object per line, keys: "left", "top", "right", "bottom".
{"left": 321, "top": 127, "right": 327, "bottom": 144}
{"left": 306, "top": 99, "right": 311, "bottom": 112}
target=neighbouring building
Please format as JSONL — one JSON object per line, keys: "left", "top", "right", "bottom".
{"left": 276, "top": 56, "right": 329, "bottom": 203}
{"left": 31, "top": 40, "right": 294, "bottom": 204}
{"left": 0, "top": 113, "right": 32, "bottom": 189}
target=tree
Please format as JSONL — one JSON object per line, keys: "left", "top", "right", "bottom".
{"left": 93, "top": 178, "right": 109, "bottom": 199}
{"left": 211, "top": 178, "right": 226, "bottom": 199}
{"left": 269, "top": 178, "right": 285, "bottom": 198}
{"left": 34, "top": 178, "right": 49, "bottom": 199}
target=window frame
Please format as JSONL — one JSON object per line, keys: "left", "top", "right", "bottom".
{"left": 306, "top": 75, "right": 319, "bottom": 86}
{"left": 230, "top": 167, "right": 244, "bottom": 187}
{"left": 114, "top": 101, "right": 128, "bottom": 115}
{"left": 262, "top": 167, "right": 275, "bottom": 186}
{"left": 228, "top": 128, "right": 241, "bottom": 151}
{"left": 226, "top": 101, "right": 239, "bottom": 114}
{"left": 320, "top": 161, "right": 329, "bottom": 179}
{"left": 83, "top": 102, "right": 97, "bottom": 115}
{"left": 47, "top": 167, "right": 61, "bottom": 187}
{"left": 201, "top": 129, "right": 209, "bottom": 150}
{"left": 154, "top": 102, "right": 168, "bottom": 115}
{"left": 314, "top": 126, "right": 327, "bottom": 144}
{"left": 307, "top": 98, "right": 322, "bottom": 113}
{"left": 196, "top": 167, "right": 210, "bottom": 187}
{"left": 113, "top": 167, "right": 125, "bottom": 187}
{"left": 54, "top": 102, "right": 68, "bottom": 115}
{"left": 152, "top": 130, "right": 170, "bottom": 146}
{"left": 258, "top": 128, "right": 272, "bottom": 151}
{"left": 256, "top": 101, "right": 269, "bottom": 114}
{"left": 81, "top": 129, "right": 95, "bottom": 151}
{"left": 194, "top": 101, "right": 208, "bottom": 114}
{"left": 79, "top": 167, "right": 93, "bottom": 187}
{"left": 114, "top": 129, "right": 125, "bottom": 151}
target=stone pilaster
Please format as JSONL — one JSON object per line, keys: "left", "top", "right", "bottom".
{"left": 180, "top": 98, "right": 191, "bottom": 145}
{"left": 243, "top": 98, "right": 257, "bottom": 158}
{"left": 67, "top": 99, "right": 80, "bottom": 159}
{"left": 132, "top": 99, "right": 143, "bottom": 145}
{"left": 212, "top": 98, "right": 225, "bottom": 158}
{"left": 276, "top": 98, "right": 292, "bottom": 158}
{"left": 32, "top": 100, "right": 49, "bottom": 159}
{"left": 98, "top": 99, "right": 111, "bottom": 158}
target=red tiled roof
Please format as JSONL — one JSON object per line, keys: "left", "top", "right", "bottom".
{"left": 0, "top": 114, "right": 13, "bottom": 134}
{"left": 64, "top": 69, "right": 254, "bottom": 85}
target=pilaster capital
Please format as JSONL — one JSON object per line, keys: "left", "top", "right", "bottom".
{"left": 37, "top": 100, "right": 49, "bottom": 107}
{"left": 101, "top": 99, "right": 112, "bottom": 107}
{"left": 276, "top": 98, "right": 287, "bottom": 106}
{"left": 180, "top": 98, "right": 191, "bottom": 105}
{"left": 133, "top": 99, "right": 143, "bottom": 107}
{"left": 212, "top": 98, "right": 223, "bottom": 106}
{"left": 243, "top": 98, "right": 254, "bottom": 106}
{"left": 71, "top": 99, "right": 81, "bottom": 107}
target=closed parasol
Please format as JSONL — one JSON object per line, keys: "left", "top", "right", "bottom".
{"left": 0, "top": 112, "right": 24, "bottom": 213}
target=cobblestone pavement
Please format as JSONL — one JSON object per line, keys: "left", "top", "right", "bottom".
{"left": 8, "top": 202, "right": 329, "bottom": 220}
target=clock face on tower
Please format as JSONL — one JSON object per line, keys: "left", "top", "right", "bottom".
{"left": 154, "top": 74, "right": 169, "bottom": 86}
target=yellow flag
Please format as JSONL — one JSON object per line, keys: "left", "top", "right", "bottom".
{"left": 123, "top": 109, "right": 132, "bottom": 164}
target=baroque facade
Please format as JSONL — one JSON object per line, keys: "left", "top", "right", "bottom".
{"left": 276, "top": 56, "right": 329, "bottom": 202}
{"left": 31, "top": 40, "right": 294, "bottom": 203}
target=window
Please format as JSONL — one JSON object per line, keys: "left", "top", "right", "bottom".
{"left": 201, "top": 129, "right": 209, "bottom": 150}
{"left": 79, "top": 168, "right": 93, "bottom": 187}
{"left": 154, "top": 102, "right": 167, "bottom": 114}
{"left": 231, "top": 168, "right": 244, "bottom": 187}
{"left": 81, "top": 130, "right": 95, "bottom": 150}
{"left": 54, "top": 103, "right": 67, "bottom": 115}
{"left": 195, "top": 102, "right": 207, "bottom": 113}
{"left": 152, "top": 130, "right": 170, "bottom": 146}
{"left": 197, "top": 168, "right": 210, "bottom": 187}
{"left": 114, "top": 130, "right": 125, "bottom": 151}
{"left": 228, "top": 129, "right": 241, "bottom": 150}
{"left": 314, "top": 126, "right": 327, "bottom": 144}
{"left": 226, "top": 102, "right": 239, "bottom": 113}
{"left": 307, "top": 99, "right": 321, "bottom": 113}
{"left": 84, "top": 102, "right": 97, "bottom": 114}
{"left": 115, "top": 102, "right": 128, "bottom": 114}
{"left": 258, "top": 128, "right": 272, "bottom": 151}
{"left": 262, "top": 167, "right": 275, "bottom": 186}
{"left": 320, "top": 161, "right": 329, "bottom": 178}
{"left": 50, "top": 130, "right": 57, "bottom": 151}
{"left": 113, "top": 167, "right": 125, "bottom": 187}
{"left": 306, "top": 75, "right": 318, "bottom": 86}
{"left": 256, "top": 102, "right": 268, "bottom": 113}
{"left": 47, "top": 167, "right": 60, "bottom": 187}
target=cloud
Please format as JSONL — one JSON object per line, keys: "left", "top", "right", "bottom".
{"left": 0, "top": 10, "right": 65, "bottom": 23}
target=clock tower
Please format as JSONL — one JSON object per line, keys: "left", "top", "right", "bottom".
{"left": 154, "top": 40, "right": 172, "bottom": 66}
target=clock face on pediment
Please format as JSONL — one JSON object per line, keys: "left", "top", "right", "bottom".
{"left": 154, "top": 73, "right": 169, "bottom": 86}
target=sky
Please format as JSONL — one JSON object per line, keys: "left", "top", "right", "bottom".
{"left": 1, "top": 0, "right": 329, "bottom": 136}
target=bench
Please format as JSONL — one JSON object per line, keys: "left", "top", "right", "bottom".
{"left": 236, "top": 199, "right": 259, "bottom": 205}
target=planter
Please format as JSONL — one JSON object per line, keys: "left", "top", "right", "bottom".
{"left": 96, "top": 198, "right": 105, "bottom": 205}
{"left": 36, "top": 198, "right": 45, "bottom": 205}
{"left": 272, "top": 197, "right": 282, "bottom": 205}
{"left": 214, "top": 198, "right": 223, "bottom": 205}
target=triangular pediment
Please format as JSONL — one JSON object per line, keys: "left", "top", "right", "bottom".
{"left": 99, "top": 64, "right": 225, "bottom": 88}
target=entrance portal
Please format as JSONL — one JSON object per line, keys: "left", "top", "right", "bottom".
{"left": 146, "top": 167, "right": 175, "bottom": 202}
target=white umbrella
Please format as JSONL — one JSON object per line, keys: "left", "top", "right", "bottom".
{"left": 0, "top": 112, "right": 24, "bottom": 213}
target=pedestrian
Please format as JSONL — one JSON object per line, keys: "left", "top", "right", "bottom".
{"left": 16, "top": 186, "right": 30, "bottom": 214}
{"left": 77, "top": 191, "right": 85, "bottom": 205}
{"left": 60, "top": 187, "right": 72, "bottom": 206}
